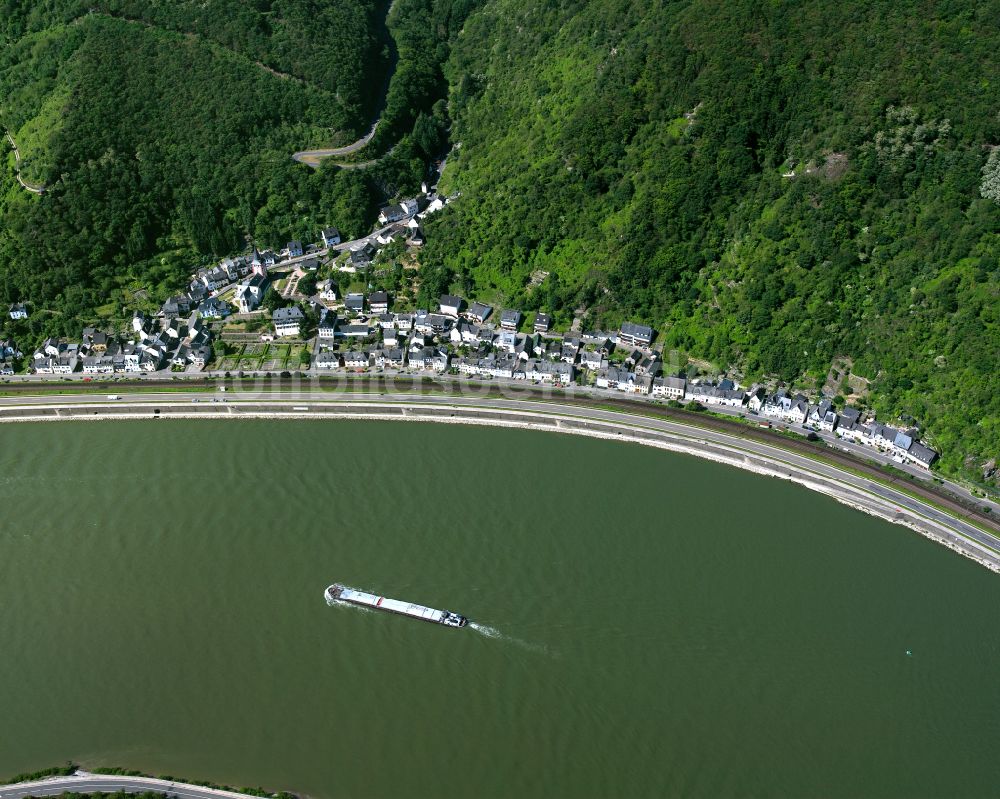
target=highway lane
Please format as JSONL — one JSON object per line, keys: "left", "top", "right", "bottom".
{"left": 0, "top": 774, "right": 278, "bottom": 799}
{"left": 1, "top": 389, "right": 998, "bottom": 564}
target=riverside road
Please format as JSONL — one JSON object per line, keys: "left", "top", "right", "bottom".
{"left": 0, "top": 388, "right": 998, "bottom": 570}
{"left": 0, "top": 773, "right": 276, "bottom": 799}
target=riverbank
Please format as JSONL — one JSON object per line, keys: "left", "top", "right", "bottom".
{"left": 1, "top": 392, "right": 997, "bottom": 573}
{"left": 0, "top": 771, "right": 288, "bottom": 799}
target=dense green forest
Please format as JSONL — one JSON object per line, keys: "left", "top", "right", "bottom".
{"left": 418, "top": 0, "right": 1000, "bottom": 486}
{"left": 0, "top": 0, "right": 998, "bottom": 486}
{"left": 0, "top": 0, "right": 465, "bottom": 330}
{"left": 0, "top": 1, "right": 395, "bottom": 335}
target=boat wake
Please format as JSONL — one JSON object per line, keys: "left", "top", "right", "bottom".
{"left": 469, "top": 622, "right": 551, "bottom": 655}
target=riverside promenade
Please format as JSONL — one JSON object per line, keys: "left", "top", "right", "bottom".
{"left": 0, "top": 772, "right": 285, "bottom": 799}
{"left": 0, "top": 387, "right": 998, "bottom": 573}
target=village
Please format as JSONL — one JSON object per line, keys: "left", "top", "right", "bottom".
{"left": 2, "top": 189, "right": 939, "bottom": 472}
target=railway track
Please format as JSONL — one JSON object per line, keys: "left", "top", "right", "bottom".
{"left": 2, "top": 374, "right": 996, "bottom": 534}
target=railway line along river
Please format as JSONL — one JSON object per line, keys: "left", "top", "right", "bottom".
{"left": 2, "top": 420, "right": 999, "bottom": 798}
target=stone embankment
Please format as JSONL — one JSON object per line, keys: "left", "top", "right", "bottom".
{"left": 0, "top": 771, "right": 284, "bottom": 799}
{"left": 2, "top": 394, "right": 998, "bottom": 574}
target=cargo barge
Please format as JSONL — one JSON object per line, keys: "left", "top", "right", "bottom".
{"left": 325, "top": 584, "right": 468, "bottom": 627}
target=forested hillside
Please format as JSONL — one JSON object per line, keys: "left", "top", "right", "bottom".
{"left": 420, "top": 0, "right": 1000, "bottom": 485}
{"left": 1, "top": 0, "right": 998, "bottom": 486}
{"left": 0, "top": 0, "right": 387, "bottom": 330}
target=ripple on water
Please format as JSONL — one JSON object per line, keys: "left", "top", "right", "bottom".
{"left": 0, "top": 420, "right": 999, "bottom": 799}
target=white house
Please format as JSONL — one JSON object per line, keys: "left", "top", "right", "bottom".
{"left": 596, "top": 366, "right": 630, "bottom": 390}
{"left": 321, "top": 227, "right": 341, "bottom": 248}
{"left": 318, "top": 310, "right": 338, "bottom": 339}
{"left": 199, "top": 297, "right": 230, "bottom": 319}
{"left": 408, "top": 347, "right": 435, "bottom": 370}
{"left": 450, "top": 320, "right": 480, "bottom": 345}
{"left": 651, "top": 375, "right": 686, "bottom": 399}
{"left": 526, "top": 360, "right": 574, "bottom": 385}
{"left": 439, "top": 294, "right": 464, "bottom": 318}
{"left": 343, "top": 351, "right": 370, "bottom": 369}
{"left": 500, "top": 309, "right": 522, "bottom": 331}
{"left": 746, "top": 385, "right": 766, "bottom": 412}
{"left": 9, "top": 303, "right": 28, "bottom": 320}
{"left": 685, "top": 384, "right": 745, "bottom": 408}
{"left": 382, "top": 348, "right": 406, "bottom": 368}
{"left": 761, "top": 390, "right": 809, "bottom": 424}
{"left": 579, "top": 349, "right": 604, "bottom": 371}
{"left": 369, "top": 291, "right": 390, "bottom": 315}
{"left": 273, "top": 306, "right": 305, "bottom": 338}
{"left": 618, "top": 321, "right": 653, "bottom": 348}
{"left": 345, "top": 293, "right": 365, "bottom": 314}
{"left": 315, "top": 352, "right": 341, "bottom": 370}
{"left": 468, "top": 302, "right": 492, "bottom": 323}
{"left": 396, "top": 313, "right": 414, "bottom": 332}
{"left": 906, "top": 441, "right": 939, "bottom": 468}
{"left": 378, "top": 204, "right": 406, "bottom": 224}
{"left": 235, "top": 274, "right": 268, "bottom": 313}
{"left": 318, "top": 279, "right": 338, "bottom": 303}
{"left": 808, "top": 399, "right": 838, "bottom": 432}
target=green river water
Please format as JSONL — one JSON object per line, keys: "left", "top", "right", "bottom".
{"left": 2, "top": 420, "right": 999, "bottom": 798}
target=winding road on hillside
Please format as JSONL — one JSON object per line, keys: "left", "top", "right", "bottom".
{"left": 291, "top": 0, "right": 400, "bottom": 170}
{"left": 0, "top": 773, "right": 278, "bottom": 799}
{"left": 291, "top": 121, "right": 380, "bottom": 168}
{"left": 4, "top": 131, "right": 45, "bottom": 194}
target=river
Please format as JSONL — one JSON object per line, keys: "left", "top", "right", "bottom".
{"left": 1, "top": 420, "right": 998, "bottom": 798}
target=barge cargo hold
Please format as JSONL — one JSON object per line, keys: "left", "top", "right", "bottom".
{"left": 325, "top": 584, "right": 468, "bottom": 627}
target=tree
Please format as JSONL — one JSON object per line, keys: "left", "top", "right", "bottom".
{"left": 297, "top": 272, "right": 318, "bottom": 297}
{"left": 263, "top": 289, "right": 289, "bottom": 312}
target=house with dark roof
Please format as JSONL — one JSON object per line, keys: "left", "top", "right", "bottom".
{"left": 369, "top": 291, "right": 390, "bottom": 314}
{"left": 907, "top": 441, "right": 938, "bottom": 468}
{"left": 321, "top": 227, "right": 341, "bottom": 248}
{"left": 378, "top": 204, "right": 407, "bottom": 224}
{"left": 199, "top": 297, "right": 231, "bottom": 319}
{"left": 315, "top": 351, "right": 341, "bottom": 370}
{"left": 161, "top": 295, "right": 191, "bottom": 317}
{"left": 500, "top": 309, "right": 522, "bottom": 331}
{"left": 651, "top": 375, "right": 686, "bottom": 399}
{"left": 439, "top": 294, "right": 464, "bottom": 318}
{"left": 287, "top": 240, "right": 304, "bottom": 258}
{"left": 318, "top": 309, "right": 338, "bottom": 339}
{"left": 808, "top": 398, "right": 838, "bottom": 431}
{"left": 273, "top": 306, "right": 305, "bottom": 338}
{"left": 234, "top": 274, "right": 268, "bottom": 314}
{"left": 345, "top": 293, "right": 365, "bottom": 313}
{"left": 533, "top": 313, "right": 552, "bottom": 333}
{"left": 350, "top": 242, "right": 376, "bottom": 268}
{"left": 468, "top": 302, "right": 492, "bottom": 323}
{"left": 618, "top": 321, "right": 654, "bottom": 348}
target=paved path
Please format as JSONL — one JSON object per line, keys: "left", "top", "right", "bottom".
{"left": 3, "top": 367, "right": 992, "bottom": 516}
{"left": 0, "top": 773, "right": 278, "bottom": 799}
{"left": 0, "top": 389, "right": 997, "bottom": 570}
{"left": 292, "top": 121, "right": 379, "bottom": 168}
{"left": 4, "top": 131, "right": 45, "bottom": 194}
